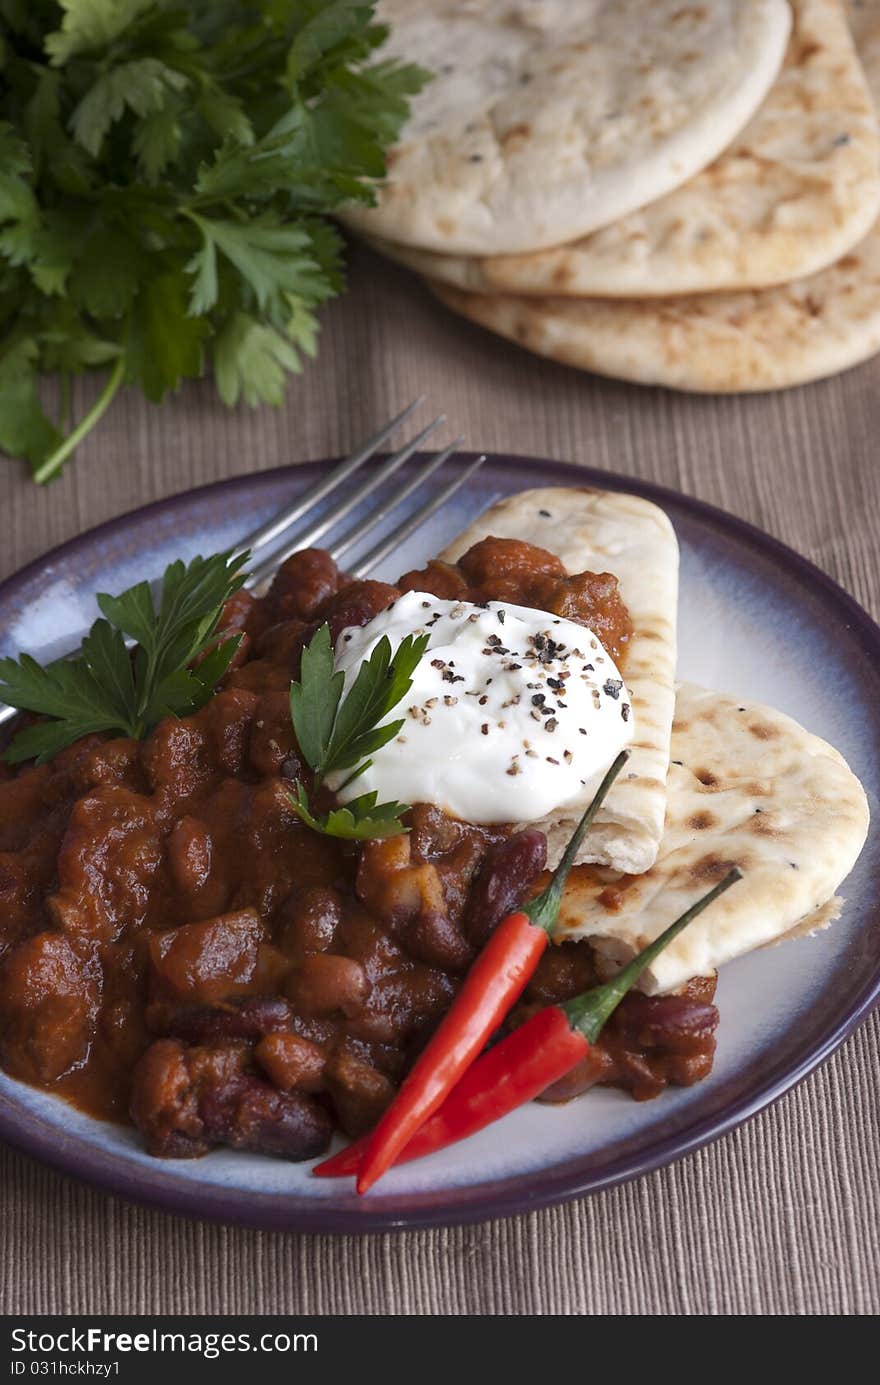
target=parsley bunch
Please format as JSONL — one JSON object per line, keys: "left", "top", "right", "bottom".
{"left": 0, "top": 1, "right": 425, "bottom": 481}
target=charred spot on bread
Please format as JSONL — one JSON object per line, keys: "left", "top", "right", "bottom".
{"left": 748, "top": 721, "right": 780, "bottom": 741}
{"left": 689, "top": 853, "right": 740, "bottom": 884}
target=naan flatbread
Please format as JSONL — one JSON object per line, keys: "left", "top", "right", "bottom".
{"left": 441, "top": 488, "right": 678, "bottom": 875}
{"left": 425, "top": 9, "right": 880, "bottom": 392}
{"left": 556, "top": 683, "right": 869, "bottom": 994}
{"left": 342, "top": 0, "right": 791, "bottom": 255}
{"left": 363, "top": 0, "right": 880, "bottom": 297}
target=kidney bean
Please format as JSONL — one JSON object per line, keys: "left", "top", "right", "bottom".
{"left": 405, "top": 909, "right": 472, "bottom": 972}
{"left": 463, "top": 828, "right": 548, "bottom": 946}
{"left": 287, "top": 953, "right": 371, "bottom": 1018}
{"left": 279, "top": 885, "right": 342, "bottom": 962}
{"left": 204, "top": 688, "right": 259, "bottom": 775}
{"left": 152, "top": 996, "right": 293, "bottom": 1043}
{"left": 608, "top": 993, "right": 719, "bottom": 1056}
{"left": 201, "top": 1077, "right": 332, "bottom": 1160}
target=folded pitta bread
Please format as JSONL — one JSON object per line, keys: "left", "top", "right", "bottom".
{"left": 440, "top": 488, "right": 678, "bottom": 875}
{"left": 342, "top": 0, "right": 791, "bottom": 255}
{"left": 363, "top": 0, "right": 880, "bottom": 297}
{"left": 555, "top": 683, "right": 870, "bottom": 994}
{"left": 425, "top": 11, "right": 880, "bottom": 393}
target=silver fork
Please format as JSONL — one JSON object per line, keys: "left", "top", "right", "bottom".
{"left": 0, "top": 402, "right": 486, "bottom": 729}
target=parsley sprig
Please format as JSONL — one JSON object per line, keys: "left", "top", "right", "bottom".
{"left": 0, "top": 2, "right": 427, "bottom": 481}
{"left": 288, "top": 621, "right": 429, "bottom": 839}
{"left": 0, "top": 549, "right": 249, "bottom": 764}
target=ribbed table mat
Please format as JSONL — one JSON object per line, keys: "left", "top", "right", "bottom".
{"left": 1, "top": 244, "right": 878, "bottom": 1315}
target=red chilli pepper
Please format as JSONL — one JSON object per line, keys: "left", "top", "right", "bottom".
{"left": 352, "top": 749, "right": 631, "bottom": 1194}
{"left": 315, "top": 868, "right": 742, "bottom": 1180}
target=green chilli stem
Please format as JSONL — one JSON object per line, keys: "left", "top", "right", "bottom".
{"left": 563, "top": 867, "right": 743, "bottom": 1044}
{"left": 522, "top": 749, "right": 630, "bottom": 933}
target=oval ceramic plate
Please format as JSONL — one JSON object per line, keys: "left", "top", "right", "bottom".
{"left": 0, "top": 455, "right": 878, "bottom": 1233}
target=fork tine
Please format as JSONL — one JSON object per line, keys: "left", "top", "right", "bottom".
{"left": 328, "top": 441, "right": 464, "bottom": 563}
{"left": 245, "top": 414, "right": 446, "bottom": 589}
{"left": 349, "top": 454, "right": 487, "bottom": 578}
{"left": 241, "top": 397, "right": 426, "bottom": 555}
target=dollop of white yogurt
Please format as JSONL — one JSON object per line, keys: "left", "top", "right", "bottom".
{"left": 326, "top": 591, "right": 633, "bottom": 825}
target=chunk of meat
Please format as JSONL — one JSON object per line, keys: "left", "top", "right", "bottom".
{"left": 130, "top": 1038, "right": 332, "bottom": 1160}
{"left": 149, "top": 909, "right": 268, "bottom": 1004}
{"left": 457, "top": 537, "right": 566, "bottom": 587}
{"left": 312, "top": 579, "right": 400, "bottom": 643}
{"left": 67, "top": 738, "right": 143, "bottom": 795}
{"left": 255, "top": 1032, "right": 325, "bottom": 1093}
{"left": 267, "top": 549, "right": 342, "bottom": 621}
{"left": 408, "top": 805, "right": 493, "bottom": 934}
{"left": 0, "top": 853, "right": 40, "bottom": 959}
{"left": 396, "top": 559, "right": 467, "bottom": 600}
{"left": 129, "top": 1037, "right": 207, "bottom": 1157}
{"left": 525, "top": 938, "right": 599, "bottom": 1005}
{"left": 0, "top": 765, "right": 63, "bottom": 853}
{"left": 166, "top": 816, "right": 212, "bottom": 895}
{"left": 335, "top": 910, "right": 454, "bottom": 1049}
{"left": 48, "top": 786, "right": 163, "bottom": 944}
{"left": 195, "top": 778, "right": 341, "bottom": 923}
{"left": 248, "top": 690, "right": 298, "bottom": 777}
{"left": 356, "top": 835, "right": 471, "bottom": 970}
{"left": 545, "top": 571, "right": 633, "bottom": 663}
{"left": 323, "top": 1051, "right": 395, "bottom": 1138}
{"left": 142, "top": 717, "right": 214, "bottom": 801}
{"left": 0, "top": 933, "right": 98, "bottom": 1083}
{"left": 250, "top": 619, "right": 309, "bottom": 670}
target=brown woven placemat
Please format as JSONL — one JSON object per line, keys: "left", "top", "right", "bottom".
{"left": 1, "top": 244, "right": 878, "bottom": 1316}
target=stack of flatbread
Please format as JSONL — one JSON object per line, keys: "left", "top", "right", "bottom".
{"left": 440, "top": 486, "right": 869, "bottom": 995}
{"left": 344, "top": 1, "right": 880, "bottom": 392}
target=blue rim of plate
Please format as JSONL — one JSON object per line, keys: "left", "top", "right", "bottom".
{"left": 0, "top": 452, "right": 879, "bottom": 1235}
